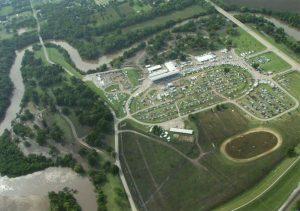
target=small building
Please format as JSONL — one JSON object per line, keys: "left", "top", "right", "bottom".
{"left": 170, "top": 128, "right": 194, "bottom": 135}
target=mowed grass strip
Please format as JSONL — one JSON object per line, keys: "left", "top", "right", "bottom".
{"left": 249, "top": 52, "right": 291, "bottom": 74}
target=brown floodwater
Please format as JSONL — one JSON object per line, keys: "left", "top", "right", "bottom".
{"left": 0, "top": 167, "right": 97, "bottom": 211}
{"left": 50, "top": 41, "right": 124, "bottom": 72}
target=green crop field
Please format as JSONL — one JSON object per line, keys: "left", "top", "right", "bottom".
{"left": 232, "top": 28, "right": 266, "bottom": 55}
{"left": 249, "top": 52, "right": 291, "bottom": 74}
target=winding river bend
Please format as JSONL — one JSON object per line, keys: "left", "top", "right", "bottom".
{"left": 50, "top": 41, "right": 124, "bottom": 72}
{"left": 0, "top": 44, "right": 101, "bottom": 210}
{"left": 0, "top": 49, "right": 26, "bottom": 135}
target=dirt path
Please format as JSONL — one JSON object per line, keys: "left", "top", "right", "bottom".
{"left": 220, "top": 127, "right": 283, "bottom": 163}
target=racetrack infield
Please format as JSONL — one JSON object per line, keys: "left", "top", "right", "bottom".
{"left": 221, "top": 128, "right": 282, "bottom": 163}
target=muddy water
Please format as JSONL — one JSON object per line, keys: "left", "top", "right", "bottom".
{"left": 264, "top": 16, "right": 300, "bottom": 41}
{"left": 50, "top": 41, "right": 124, "bottom": 72}
{"left": 0, "top": 167, "right": 97, "bottom": 211}
{"left": 0, "top": 49, "right": 26, "bottom": 135}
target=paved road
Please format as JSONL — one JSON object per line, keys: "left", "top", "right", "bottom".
{"left": 208, "top": 1, "right": 300, "bottom": 71}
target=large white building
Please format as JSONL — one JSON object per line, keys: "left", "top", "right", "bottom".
{"left": 148, "top": 61, "right": 180, "bottom": 82}
{"left": 195, "top": 53, "right": 216, "bottom": 63}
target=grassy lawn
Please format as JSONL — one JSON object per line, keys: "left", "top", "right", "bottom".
{"left": 215, "top": 157, "right": 299, "bottom": 211}
{"left": 124, "top": 68, "right": 142, "bottom": 88}
{"left": 46, "top": 47, "right": 82, "bottom": 78}
{"left": 276, "top": 71, "right": 300, "bottom": 101}
{"left": 124, "top": 5, "right": 206, "bottom": 32}
{"left": 232, "top": 28, "right": 266, "bottom": 55}
{"left": 0, "top": 6, "right": 13, "bottom": 16}
{"left": 103, "top": 174, "right": 131, "bottom": 211}
{"left": 249, "top": 52, "right": 291, "bottom": 74}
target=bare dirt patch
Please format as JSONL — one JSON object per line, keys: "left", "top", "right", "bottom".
{"left": 220, "top": 127, "right": 282, "bottom": 163}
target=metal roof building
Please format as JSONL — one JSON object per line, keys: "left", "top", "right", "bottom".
{"left": 170, "top": 128, "right": 194, "bottom": 135}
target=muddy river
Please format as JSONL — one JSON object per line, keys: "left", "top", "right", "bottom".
{"left": 0, "top": 47, "right": 98, "bottom": 210}
{"left": 50, "top": 40, "right": 123, "bottom": 72}
{"left": 0, "top": 167, "right": 97, "bottom": 211}
{"left": 0, "top": 49, "right": 26, "bottom": 135}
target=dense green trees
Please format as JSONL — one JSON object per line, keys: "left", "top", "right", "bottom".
{"left": 39, "top": 0, "right": 213, "bottom": 60}
{"left": 0, "top": 131, "right": 53, "bottom": 177}
{"left": 0, "top": 41, "right": 15, "bottom": 121}
{"left": 49, "top": 188, "right": 82, "bottom": 211}
{"left": 236, "top": 14, "right": 300, "bottom": 54}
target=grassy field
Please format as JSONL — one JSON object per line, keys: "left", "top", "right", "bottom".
{"left": 103, "top": 174, "right": 131, "bottom": 211}
{"left": 124, "top": 68, "right": 142, "bottom": 88}
{"left": 238, "top": 158, "right": 300, "bottom": 211}
{"left": 249, "top": 52, "right": 291, "bottom": 74}
{"left": 225, "top": 131, "right": 278, "bottom": 159}
{"left": 119, "top": 103, "right": 300, "bottom": 210}
{"left": 46, "top": 47, "right": 82, "bottom": 78}
{"left": 232, "top": 28, "right": 266, "bottom": 54}
{"left": 0, "top": 5, "right": 13, "bottom": 16}
{"left": 214, "top": 157, "right": 299, "bottom": 210}
{"left": 276, "top": 71, "right": 300, "bottom": 101}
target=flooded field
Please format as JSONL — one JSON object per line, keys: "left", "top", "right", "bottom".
{"left": 225, "top": 0, "right": 300, "bottom": 13}
{"left": 0, "top": 167, "right": 97, "bottom": 211}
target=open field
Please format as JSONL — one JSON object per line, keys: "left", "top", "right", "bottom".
{"left": 248, "top": 52, "right": 291, "bottom": 74}
{"left": 46, "top": 47, "right": 82, "bottom": 78}
{"left": 102, "top": 174, "right": 131, "bottom": 211}
{"left": 232, "top": 28, "right": 266, "bottom": 55}
{"left": 224, "top": 0, "right": 300, "bottom": 13}
{"left": 276, "top": 71, "right": 300, "bottom": 101}
{"left": 119, "top": 104, "right": 297, "bottom": 210}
